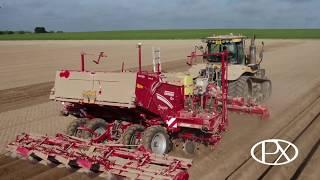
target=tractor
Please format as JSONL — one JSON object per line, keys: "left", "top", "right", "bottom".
{"left": 187, "top": 34, "right": 272, "bottom": 102}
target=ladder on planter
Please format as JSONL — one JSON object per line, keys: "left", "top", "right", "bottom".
{"left": 152, "top": 47, "right": 161, "bottom": 73}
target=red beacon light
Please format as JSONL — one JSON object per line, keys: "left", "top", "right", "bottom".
{"left": 59, "top": 70, "right": 70, "bottom": 78}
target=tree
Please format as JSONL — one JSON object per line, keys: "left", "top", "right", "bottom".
{"left": 34, "top": 27, "right": 47, "bottom": 33}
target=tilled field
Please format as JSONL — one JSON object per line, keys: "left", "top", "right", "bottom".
{"left": 0, "top": 40, "right": 319, "bottom": 179}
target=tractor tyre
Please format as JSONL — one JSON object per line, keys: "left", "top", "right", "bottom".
{"left": 122, "top": 124, "right": 145, "bottom": 149}
{"left": 83, "top": 118, "right": 107, "bottom": 139}
{"left": 228, "top": 76, "right": 250, "bottom": 100}
{"left": 66, "top": 118, "right": 87, "bottom": 138}
{"left": 142, "top": 126, "right": 171, "bottom": 154}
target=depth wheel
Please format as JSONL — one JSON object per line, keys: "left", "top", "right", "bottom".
{"left": 66, "top": 118, "right": 87, "bottom": 138}
{"left": 183, "top": 140, "right": 197, "bottom": 155}
{"left": 122, "top": 124, "right": 145, "bottom": 149}
{"left": 83, "top": 118, "right": 107, "bottom": 139}
{"left": 142, "top": 126, "right": 171, "bottom": 154}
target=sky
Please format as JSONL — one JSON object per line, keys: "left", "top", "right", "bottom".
{"left": 0, "top": 0, "right": 319, "bottom": 32}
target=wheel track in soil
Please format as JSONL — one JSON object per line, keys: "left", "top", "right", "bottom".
{"left": 0, "top": 154, "right": 109, "bottom": 180}
{"left": 223, "top": 83, "right": 320, "bottom": 180}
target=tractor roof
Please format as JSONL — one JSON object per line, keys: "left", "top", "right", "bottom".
{"left": 202, "top": 34, "right": 247, "bottom": 44}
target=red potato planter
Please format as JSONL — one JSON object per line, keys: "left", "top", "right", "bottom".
{"left": 50, "top": 47, "right": 268, "bottom": 155}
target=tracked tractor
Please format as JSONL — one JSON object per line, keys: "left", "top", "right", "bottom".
{"left": 187, "top": 34, "right": 272, "bottom": 102}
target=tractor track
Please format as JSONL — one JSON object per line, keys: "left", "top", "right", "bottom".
{"left": 0, "top": 155, "right": 104, "bottom": 180}
{"left": 262, "top": 113, "right": 320, "bottom": 180}
{"left": 0, "top": 82, "right": 53, "bottom": 113}
{"left": 224, "top": 84, "right": 320, "bottom": 180}
{"left": 0, "top": 155, "right": 108, "bottom": 180}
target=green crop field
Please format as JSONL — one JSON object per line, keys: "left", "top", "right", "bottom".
{"left": 0, "top": 29, "right": 319, "bottom": 40}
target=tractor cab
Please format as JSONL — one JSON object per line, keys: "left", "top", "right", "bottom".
{"left": 187, "top": 34, "right": 271, "bottom": 102}
{"left": 202, "top": 35, "right": 247, "bottom": 65}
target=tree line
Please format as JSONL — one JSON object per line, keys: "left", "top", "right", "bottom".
{"left": 0, "top": 27, "right": 63, "bottom": 35}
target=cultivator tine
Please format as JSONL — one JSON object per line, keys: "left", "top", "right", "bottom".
{"left": 7, "top": 133, "right": 192, "bottom": 180}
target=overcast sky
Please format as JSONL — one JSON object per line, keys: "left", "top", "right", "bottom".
{"left": 0, "top": 0, "right": 319, "bottom": 32}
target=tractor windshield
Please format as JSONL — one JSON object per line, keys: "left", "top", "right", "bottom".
{"left": 207, "top": 42, "right": 245, "bottom": 64}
